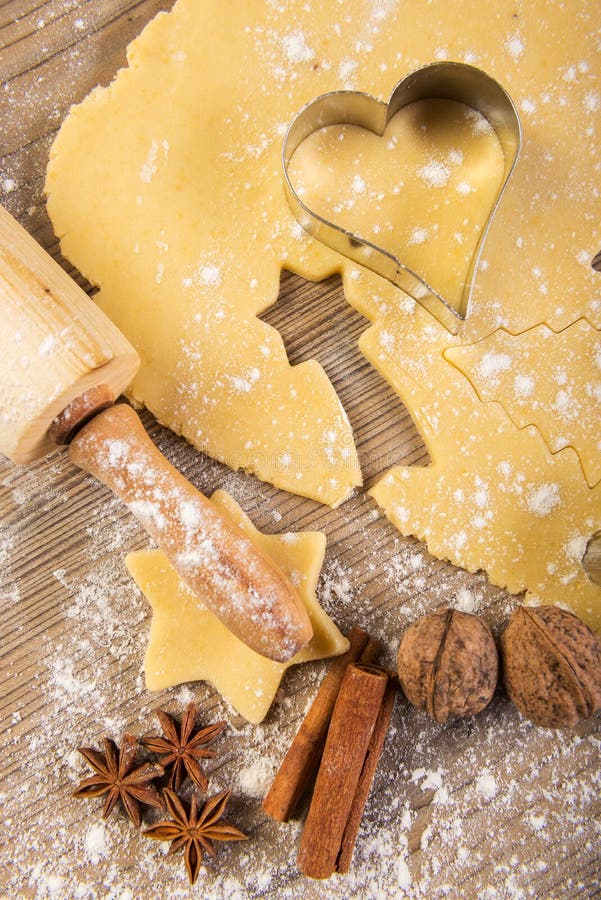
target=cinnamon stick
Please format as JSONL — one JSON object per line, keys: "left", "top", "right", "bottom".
{"left": 263, "top": 627, "right": 369, "bottom": 822}
{"left": 335, "top": 676, "right": 397, "bottom": 873}
{"left": 357, "top": 635, "right": 381, "bottom": 666}
{"left": 297, "top": 664, "right": 388, "bottom": 879}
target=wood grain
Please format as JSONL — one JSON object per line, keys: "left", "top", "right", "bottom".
{"left": 1, "top": 3, "right": 599, "bottom": 898}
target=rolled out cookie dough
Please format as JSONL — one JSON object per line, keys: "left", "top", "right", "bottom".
{"left": 47, "top": 0, "right": 601, "bottom": 626}
{"left": 126, "top": 489, "right": 348, "bottom": 723}
{"left": 445, "top": 320, "right": 601, "bottom": 488}
{"left": 366, "top": 312, "right": 601, "bottom": 631}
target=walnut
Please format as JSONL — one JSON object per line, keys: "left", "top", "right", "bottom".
{"left": 500, "top": 605, "right": 601, "bottom": 728}
{"left": 397, "top": 608, "right": 498, "bottom": 723}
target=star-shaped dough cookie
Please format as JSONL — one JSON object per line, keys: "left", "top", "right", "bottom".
{"left": 126, "top": 489, "right": 348, "bottom": 723}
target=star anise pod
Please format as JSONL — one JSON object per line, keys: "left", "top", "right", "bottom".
{"left": 73, "top": 733, "right": 165, "bottom": 828}
{"left": 143, "top": 788, "right": 247, "bottom": 884}
{"left": 140, "top": 703, "right": 226, "bottom": 792}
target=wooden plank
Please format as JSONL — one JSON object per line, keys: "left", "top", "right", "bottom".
{"left": 1, "top": 3, "right": 599, "bottom": 898}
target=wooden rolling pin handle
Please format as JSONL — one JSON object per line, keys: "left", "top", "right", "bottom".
{"left": 67, "top": 403, "right": 313, "bottom": 662}
{"left": 48, "top": 384, "right": 115, "bottom": 445}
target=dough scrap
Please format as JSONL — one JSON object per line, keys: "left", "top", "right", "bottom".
{"left": 126, "top": 489, "right": 348, "bottom": 723}
{"left": 445, "top": 320, "right": 601, "bottom": 487}
{"left": 46, "top": 0, "right": 601, "bottom": 625}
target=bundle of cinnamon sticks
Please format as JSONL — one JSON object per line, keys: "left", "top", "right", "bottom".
{"left": 263, "top": 627, "right": 396, "bottom": 879}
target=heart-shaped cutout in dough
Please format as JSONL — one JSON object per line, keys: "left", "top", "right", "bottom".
{"left": 284, "top": 63, "right": 521, "bottom": 333}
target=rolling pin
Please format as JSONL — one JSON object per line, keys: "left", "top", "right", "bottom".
{"left": 0, "top": 205, "right": 312, "bottom": 662}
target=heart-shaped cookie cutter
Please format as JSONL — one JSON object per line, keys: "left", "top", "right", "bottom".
{"left": 283, "top": 62, "right": 522, "bottom": 334}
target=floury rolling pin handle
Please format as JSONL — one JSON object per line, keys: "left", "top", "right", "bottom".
{"left": 0, "top": 205, "right": 312, "bottom": 662}
{"left": 62, "top": 399, "right": 313, "bottom": 662}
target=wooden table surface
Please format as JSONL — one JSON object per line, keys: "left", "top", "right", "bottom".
{"left": 1, "top": 2, "right": 599, "bottom": 898}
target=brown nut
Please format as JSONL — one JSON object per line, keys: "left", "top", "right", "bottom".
{"left": 500, "top": 605, "right": 601, "bottom": 728}
{"left": 397, "top": 608, "right": 498, "bottom": 723}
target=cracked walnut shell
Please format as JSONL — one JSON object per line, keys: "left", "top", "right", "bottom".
{"left": 500, "top": 605, "right": 601, "bottom": 728}
{"left": 397, "top": 608, "right": 498, "bottom": 723}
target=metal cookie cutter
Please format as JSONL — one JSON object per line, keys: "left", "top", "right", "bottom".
{"left": 283, "top": 62, "right": 522, "bottom": 334}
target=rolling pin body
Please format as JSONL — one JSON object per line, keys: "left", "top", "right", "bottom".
{"left": 0, "top": 205, "right": 139, "bottom": 463}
